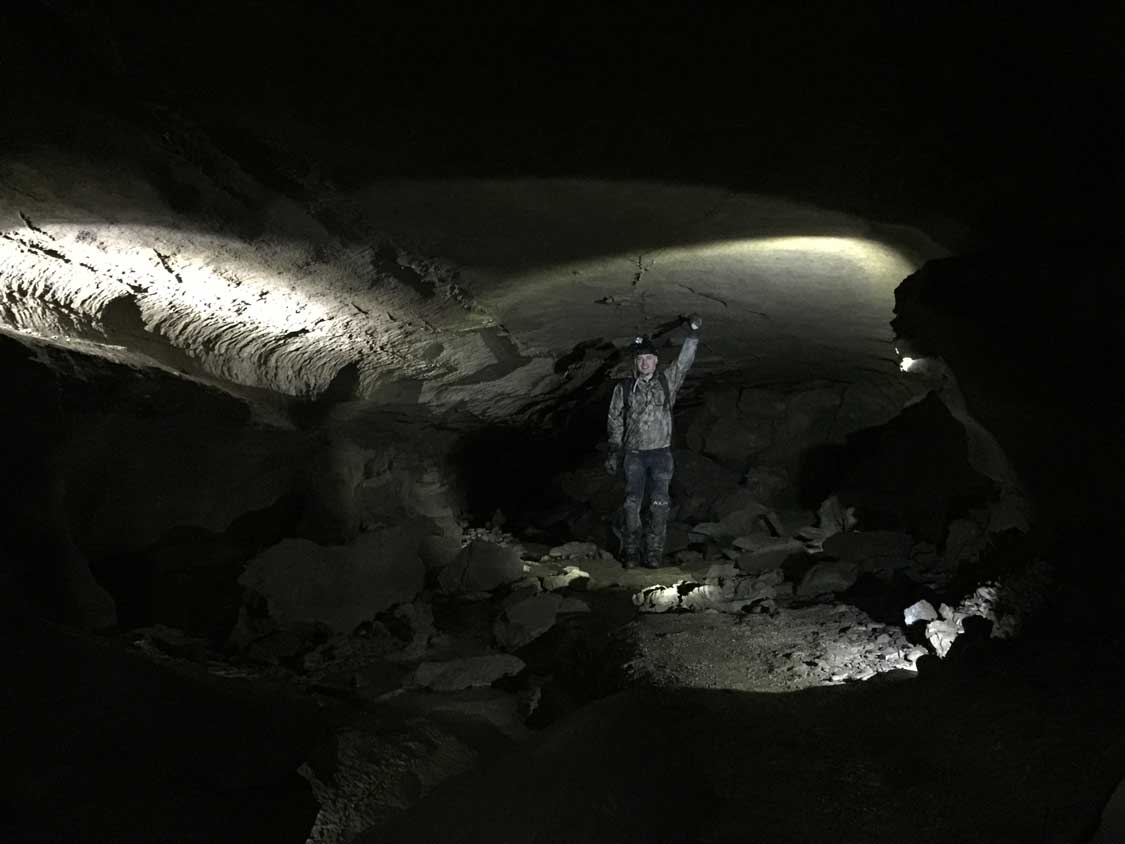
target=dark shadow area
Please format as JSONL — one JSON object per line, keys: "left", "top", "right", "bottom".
{"left": 4, "top": 4, "right": 1121, "bottom": 252}
{"left": 362, "top": 630, "right": 1125, "bottom": 844}
{"left": 893, "top": 249, "right": 1125, "bottom": 620}
{"left": 797, "top": 392, "right": 993, "bottom": 543}
{"left": 795, "top": 442, "right": 849, "bottom": 511}
{"left": 90, "top": 492, "right": 306, "bottom": 641}
{"left": 451, "top": 423, "right": 600, "bottom": 535}
{"left": 1, "top": 613, "right": 328, "bottom": 844}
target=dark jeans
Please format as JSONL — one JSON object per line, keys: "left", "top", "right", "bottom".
{"left": 624, "top": 448, "right": 674, "bottom": 506}
{"left": 622, "top": 448, "right": 674, "bottom": 560}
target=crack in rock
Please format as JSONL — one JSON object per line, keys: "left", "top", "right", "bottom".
{"left": 677, "top": 283, "right": 729, "bottom": 308}
{"left": 18, "top": 211, "right": 52, "bottom": 238}
{"left": 631, "top": 254, "right": 653, "bottom": 287}
{"left": 2, "top": 232, "right": 71, "bottom": 263}
{"left": 152, "top": 249, "right": 184, "bottom": 284}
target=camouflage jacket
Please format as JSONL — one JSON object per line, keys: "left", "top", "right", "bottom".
{"left": 607, "top": 335, "right": 698, "bottom": 452}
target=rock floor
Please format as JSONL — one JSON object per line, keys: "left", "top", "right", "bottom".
{"left": 8, "top": 540, "right": 1125, "bottom": 844}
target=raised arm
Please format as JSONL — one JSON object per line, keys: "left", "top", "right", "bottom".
{"left": 663, "top": 315, "right": 702, "bottom": 395}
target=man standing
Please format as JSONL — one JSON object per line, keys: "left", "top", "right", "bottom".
{"left": 605, "top": 314, "right": 702, "bottom": 568}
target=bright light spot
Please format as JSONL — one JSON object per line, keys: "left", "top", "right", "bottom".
{"left": 0, "top": 221, "right": 377, "bottom": 394}
{"left": 900, "top": 356, "right": 917, "bottom": 372}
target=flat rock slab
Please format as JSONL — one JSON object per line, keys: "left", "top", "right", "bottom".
{"left": 494, "top": 593, "right": 564, "bottom": 651}
{"left": 410, "top": 654, "right": 526, "bottom": 692}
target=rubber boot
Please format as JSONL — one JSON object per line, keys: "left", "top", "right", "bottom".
{"left": 644, "top": 497, "right": 670, "bottom": 568}
{"left": 622, "top": 496, "right": 643, "bottom": 568}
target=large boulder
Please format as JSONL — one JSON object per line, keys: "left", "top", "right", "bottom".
{"left": 832, "top": 392, "right": 995, "bottom": 543}
{"left": 903, "top": 599, "right": 939, "bottom": 626}
{"left": 743, "top": 465, "right": 793, "bottom": 507}
{"left": 797, "top": 561, "right": 860, "bottom": 598}
{"left": 691, "top": 416, "right": 771, "bottom": 465}
{"left": 437, "top": 540, "right": 524, "bottom": 594}
{"left": 669, "top": 449, "right": 740, "bottom": 522}
{"left": 735, "top": 538, "right": 806, "bottom": 574}
{"left": 419, "top": 534, "right": 463, "bottom": 571}
{"left": 239, "top": 524, "right": 425, "bottom": 634}
{"left": 713, "top": 488, "right": 775, "bottom": 538}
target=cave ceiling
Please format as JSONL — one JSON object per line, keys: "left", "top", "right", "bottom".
{"left": 0, "top": 123, "right": 945, "bottom": 424}
{"left": 1, "top": 3, "right": 1116, "bottom": 427}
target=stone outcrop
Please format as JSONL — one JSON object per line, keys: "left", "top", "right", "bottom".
{"left": 239, "top": 525, "right": 425, "bottom": 634}
{"left": 683, "top": 380, "right": 928, "bottom": 487}
{"left": 494, "top": 592, "right": 564, "bottom": 651}
{"left": 796, "top": 562, "right": 860, "bottom": 598}
{"left": 436, "top": 540, "right": 524, "bottom": 595}
{"left": 735, "top": 538, "right": 807, "bottom": 574}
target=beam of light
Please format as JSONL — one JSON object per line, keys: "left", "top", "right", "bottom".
{"left": 0, "top": 221, "right": 419, "bottom": 397}
{"left": 484, "top": 234, "right": 923, "bottom": 368}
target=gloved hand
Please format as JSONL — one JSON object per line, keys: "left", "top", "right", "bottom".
{"left": 604, "top": 447, "right": 622, "bottom": 477}
{"left": 687, "top": 313, "right": 703, "bottom": 332}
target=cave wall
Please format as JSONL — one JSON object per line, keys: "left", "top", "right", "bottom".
{"left": 0, "top": 333, "right": 467, "bottom": 631}
{"left": 892, "top": 250, "right": 1124, "bottom": 602}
